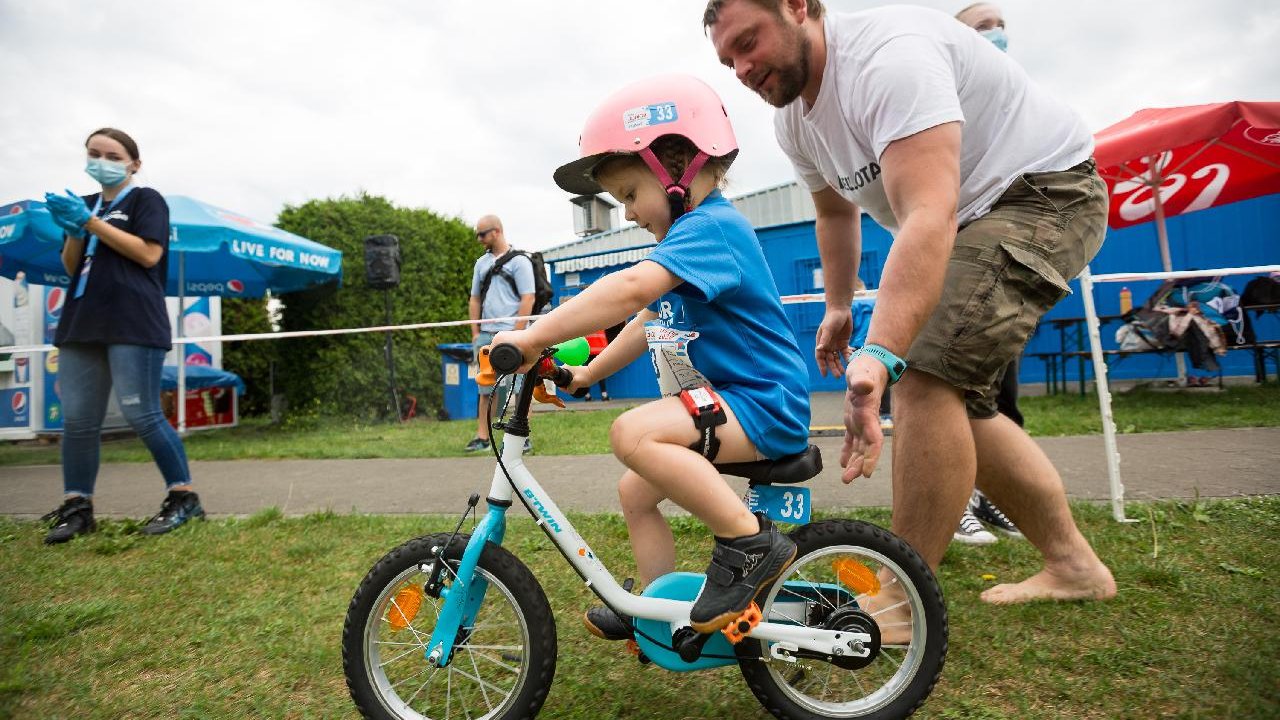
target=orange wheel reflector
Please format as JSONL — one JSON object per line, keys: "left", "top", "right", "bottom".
{"left": 833, "top": 558, "right": 880, "bottom": 596}
{"left": 387, "top": 585, "right": 424, "bottom": 630}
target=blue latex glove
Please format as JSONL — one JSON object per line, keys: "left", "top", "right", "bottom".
{"left": 44, "top": 190, "right": 92, "bottom": 230}
{"left": 48, "top": 209, "right": 86, "bottom": 239}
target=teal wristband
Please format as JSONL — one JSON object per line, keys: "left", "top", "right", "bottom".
{"left": 850, "top": 343, "right": 907, "bottom": 385}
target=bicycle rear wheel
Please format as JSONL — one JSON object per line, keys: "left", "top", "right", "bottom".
{"left": 342, "top": 533, "right": 557, "bottom": 720}
{"left": 737, "top": 519, "right": 947, "bottom": 720}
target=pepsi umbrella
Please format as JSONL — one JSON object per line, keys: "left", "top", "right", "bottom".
{"left": 1, "top": 193, "right": 342, "bottom": 432}
{"left": 0, "top": 200, "right": 71, "bottom": 288}
{"left": 1, "top": 195, "right": 342, "bottom": 296}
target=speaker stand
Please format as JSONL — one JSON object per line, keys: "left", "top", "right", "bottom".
{"left": 382, "top": 289, "right": 402, "bottom": 421}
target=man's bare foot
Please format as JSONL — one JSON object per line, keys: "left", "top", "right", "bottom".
{"left": 856, "top": 572, "right": 915, "bottom": 647}
{"left": 980, "top": 562, "right": 1116, "bottom": 605}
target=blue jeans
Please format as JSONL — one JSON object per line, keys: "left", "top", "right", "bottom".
{"left": 59, "top": 343, "right": 192, "bottom": 497}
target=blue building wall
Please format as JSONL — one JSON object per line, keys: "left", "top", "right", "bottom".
{"left": 549, "top": 195, "right": 1279, "bottom": 398}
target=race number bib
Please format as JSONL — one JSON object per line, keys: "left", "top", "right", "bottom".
{"left": 644, "top": 322, "right": 710, "bottom": 396}
{"left": 745, "top": 485, "right": 812, "bottom": 525}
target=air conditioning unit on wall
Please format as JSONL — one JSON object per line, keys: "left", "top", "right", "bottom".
{"left": 570, "top": 194, "right": 618, "bottom": 237}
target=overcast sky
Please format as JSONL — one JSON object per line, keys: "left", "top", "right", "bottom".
{"left": 2, "top": 1, "right": 1276, "bottom": 253}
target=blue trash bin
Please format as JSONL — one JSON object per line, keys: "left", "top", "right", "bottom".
{"left": 438, "top": 343, "right": 478, "bottom": 420}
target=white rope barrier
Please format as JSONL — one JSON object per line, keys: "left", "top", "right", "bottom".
{"left": 0, "top": 289, "right": 881, "bottom": 355}
{"left": 1084, "top": 265, "right": 1280, "bottom": 284}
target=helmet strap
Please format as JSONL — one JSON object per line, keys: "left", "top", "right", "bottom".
{"left": 638, "top": 148, "right": 711, "bottom": 221}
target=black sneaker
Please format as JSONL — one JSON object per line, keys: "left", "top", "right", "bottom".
{"left": 141, "top": 490, "right": 205, "bottom": 536}
{"left": 43, "top": 496, "right": 96, "bottom": 545}
{"left": 689, "top": 514, "right": 797, "bottom": 634}
{"left": 971, "top": 490, "right": 1023, "bottom": 538}
{"left": 583, "top": 606, "right": 633, "bottom": 641}
{"left": 952, "top": 508, "right": 997, "bottom": 546}
{"left": 464, "top": 437, "right": 491, "bottom": 453}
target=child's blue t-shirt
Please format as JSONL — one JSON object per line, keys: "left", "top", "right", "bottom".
{"left": 643, "top": 191, "right": 810, "bottom": 459}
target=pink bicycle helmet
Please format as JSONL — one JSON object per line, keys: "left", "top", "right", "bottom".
{"left": 553, "top": 74, "right": 739, "bottom": 218}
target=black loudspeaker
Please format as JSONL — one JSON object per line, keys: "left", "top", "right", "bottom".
{"left": 363, "top": 234, "right": 401, "bottom": 289}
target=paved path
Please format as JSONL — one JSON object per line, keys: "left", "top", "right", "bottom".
{"left": 3, "top": 428, "right": 1277, "bottom": 519}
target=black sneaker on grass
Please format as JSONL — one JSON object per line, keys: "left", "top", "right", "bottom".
{"left": 583, "top": 606, "right": 633, "bottom": 641}
{"left": 972, "top": 490, "right": 1023, "bottom": 538}
{"left": 464, "top": 437, "right": 491, "bottom": 453}
{"left": 953, "top": 508, "right": 998, "bottom": 545}
{"left": 141, "top": 490, "right": 205, "bottom": 536}
{"left": 689, "top": 514, "right": 796, "bottom": 634}
{"left": 43, "top": 495, "right": 96, "bottom": 545}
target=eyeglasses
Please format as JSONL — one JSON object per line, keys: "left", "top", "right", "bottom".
{"left": 476, "top": 228, "right": 497, "bottom": 239}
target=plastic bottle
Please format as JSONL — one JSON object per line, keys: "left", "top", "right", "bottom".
{"left": 1119, "top": 286, "right": 1132, "bottom": 315}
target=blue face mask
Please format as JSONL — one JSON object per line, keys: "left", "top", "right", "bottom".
{"left": 85, "top": 158, "right": 130, "bottom": 187}
{"left": 982, "top": 27, "right": 1009, "bottom": 53}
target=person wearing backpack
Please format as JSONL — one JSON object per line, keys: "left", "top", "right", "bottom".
{"left": 467, "top": 215, "right": 535, "bottom": 452}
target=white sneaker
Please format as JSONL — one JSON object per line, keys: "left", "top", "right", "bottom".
{"left": 953, "top": 508, "right": 998, "bottom": 545}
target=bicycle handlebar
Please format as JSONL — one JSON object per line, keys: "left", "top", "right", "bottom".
{"left": 489, "top": 343, "right": 589, "bottom": 398}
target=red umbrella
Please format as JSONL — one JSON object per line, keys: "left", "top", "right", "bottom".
{"left": 1095, "top": 101, "right": 1280, "bottom": 271}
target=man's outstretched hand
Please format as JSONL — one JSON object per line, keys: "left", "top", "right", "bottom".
{"left": 814, "top": 308, "right": 854, "bottom": 377}
{"left": 840, "top": 355, "right": 888, "bottom": 483}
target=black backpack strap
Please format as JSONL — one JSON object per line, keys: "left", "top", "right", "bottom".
{"left": 478, "top": 250, "right": 522, "bottom": 301}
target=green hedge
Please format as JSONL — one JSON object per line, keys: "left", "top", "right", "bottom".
{"left": 222, "top": 194, "right": 476, "bottom": 420}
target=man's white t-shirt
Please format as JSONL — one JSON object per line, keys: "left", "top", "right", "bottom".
{"left": 775, "top": 5, "right": 1094, "bottom": 234}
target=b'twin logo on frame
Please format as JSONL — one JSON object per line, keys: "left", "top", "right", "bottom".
{"left": 522, "top": 489, "right": 562, "bottom": 533}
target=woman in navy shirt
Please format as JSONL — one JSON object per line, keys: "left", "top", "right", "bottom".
{"left": 40, "top": 128, "right": 203, "bottom": 544}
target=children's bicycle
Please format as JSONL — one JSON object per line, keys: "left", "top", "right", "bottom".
{"left": 342, "top": 343, "right": 947, "bottom": 720}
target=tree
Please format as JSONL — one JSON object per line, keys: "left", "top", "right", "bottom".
{"left": 241, "top": 193, "right": 476, "bottom": 419}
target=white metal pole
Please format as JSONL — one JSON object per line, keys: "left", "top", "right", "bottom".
{"left": 1079, "top": 266, "right": 1130, "bottom": 522}
{"left": 177, "top": 250, "right": 187, "bottom": 435}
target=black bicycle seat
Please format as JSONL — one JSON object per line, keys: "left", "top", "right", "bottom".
{"left": 714, "top": 445, "right": 823, "bottom": 486}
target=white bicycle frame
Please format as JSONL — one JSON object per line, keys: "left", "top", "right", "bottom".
{"left": 466, "top": 438, "right": 872, "bottom": 662}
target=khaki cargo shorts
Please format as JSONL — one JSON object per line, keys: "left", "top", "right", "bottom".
{"left": 905, "top": 159, "right": 1108, "bottom": 418}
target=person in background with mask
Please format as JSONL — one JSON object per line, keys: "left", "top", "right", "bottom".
{"left": 956, "top": 2, "right": 1007, "bottom": 51}
{"left": 947, "top": 1, "right": 1026, "bottom": 545}
{"left": 40, "top": 128, "right": 203, "bottom": 545}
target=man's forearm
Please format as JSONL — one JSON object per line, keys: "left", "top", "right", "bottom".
{"left": 817, "top": 214, "right": 860, "bottom": 308}
{"left": 863, "top": 212, "right": 956, "bottom": 356}
{"left": 468, "top": 297, "right": 481, "bottom": 338}
{"left": 513, "top": 294, "right": 535, "bottom": 330}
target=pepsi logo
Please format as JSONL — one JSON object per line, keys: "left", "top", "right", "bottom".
{"left": 46, "top": 287, "right": 65, "bottom": 318}
{"left": 227, "top": 279, "right": 245, "bottom": 293}
{"left": 11, "top": 391, "right": 26, "bottom": 415}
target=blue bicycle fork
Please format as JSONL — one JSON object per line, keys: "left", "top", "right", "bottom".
{"left": 424, "top": 502, "right": 508, "bottom": 667}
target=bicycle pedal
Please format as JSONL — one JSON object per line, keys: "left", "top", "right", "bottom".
{"left": 721, "top": 602, "right": 762, "bottom": 644}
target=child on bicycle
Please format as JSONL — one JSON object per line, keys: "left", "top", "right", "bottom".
{"left": 490, "top": 75, "right": 811, "bottom": 639}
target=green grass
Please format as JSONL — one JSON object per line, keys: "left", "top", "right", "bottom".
{"left": 2, "top": 498, "right": 1278, "bottom": 719}
{"left": 0, "top": 406, "right": 627, "bottom": 467}
{"left": 1, "top": 384, "right": 1276, "bottom": 467}
{"left": 1021, "top": 383, "right": 1280, "bottom": 437}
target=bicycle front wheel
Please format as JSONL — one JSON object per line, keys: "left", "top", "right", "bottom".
{"left": 342, "top": 533, "right": 557, "bottom": 720}
{"left": 737, "top": 519, "right": 947, "bottom": 720}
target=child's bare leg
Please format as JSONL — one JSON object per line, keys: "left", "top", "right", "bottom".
{"left": 618, "top": 469, "right": 674, "bottom": 585}
{"left": 610, "top": 396, "right": 759, "bottom": 538}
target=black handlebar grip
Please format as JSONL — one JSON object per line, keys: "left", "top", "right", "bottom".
{"left": 550, "top": 366, "right": 591, "bottom": 398}
{"left": 488, "top": 343, "right": 524, "bottom": 374}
